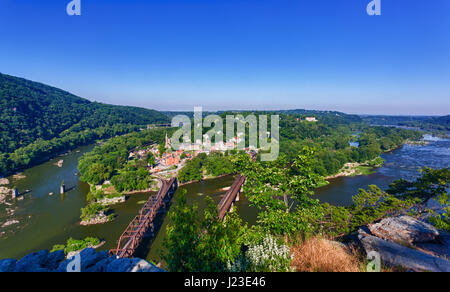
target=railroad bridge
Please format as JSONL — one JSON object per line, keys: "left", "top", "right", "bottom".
{"left": 111, "top": 173, "right": 246, "bottom": 257}
{"left": 217, "top": 175, "right": 246, "bottom": 221}
{"left": 110, "top": 177, "right": 178, "bottom": 258}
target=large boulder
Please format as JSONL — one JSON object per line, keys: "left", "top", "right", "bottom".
{"left": 415, "top": 231, "right": 450, "bottom": 260}
{"left": 84, "top": 256, "right": 115, "bottom": 272}
{"left": 358, "top": 229, "right": 450, "bottom": 272}
{"left": 0, "top": 259, "right": 17, "bottom": 272}
{"left": 368, "top": 216, "right": 439, "bottom": 245}
{"left": 45, "top": 250, "right": 65, "bottom": 270}
{"left": 14, "top": 250, "right": 50, "bottom": 272}
{"left": 2, "top": 248, "right": 164, "bottom": 272}
{"left": 56, "top": 248, "right": 109, "bottom": 272}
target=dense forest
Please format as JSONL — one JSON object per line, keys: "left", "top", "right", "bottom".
{"left": 278, "top": 115, "right": 422, "bottom": 176}
{"left": 0, "top": 73, "right": 169, "bottom": 176}
{"left": 178, "top": 152, "right": 235, "bottom": 183}
{"left": 77, "top": 128, "right": 174, "bottom": 223}
{"left": 78, "top": 128, "right": 172, "bottom": 187}
{"left": 173, "top": 111, "right": 422, "bottom": 183}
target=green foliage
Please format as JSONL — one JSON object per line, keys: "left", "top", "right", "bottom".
{"left": 162, "top": 191, "right": 246, "bottom": 272}
{"left": 277, "top": 114, "right": 420, "bottom": 177}
{"left": 80, "top": 203, "right": 107, "bottom": 221}
{"left": 236, "top": 146, "right": 324, "bottom": 236}
{"left": 80, "top": 163, "right": 113, "bottom": 185}
{"left": 111, "top": 168, "right": 152, "bottom": 192}
{"left": 177, "top": 155, "right": 204, "bottom": 183}
{"left": 361, "top": 115, "right": 450, "bottom": 136}
{"left": 147, "top": 153, "right": 156, "bottom": 167}
{"left": 428, "top": 206, "right": 450, "bottom": 232}
{"left": 0, "top": 73, "right": 169, "bottom": 176}
{"left": 178, "top": 152, "right": 235, "bottom": 183}
{"left": 50, "top": 244, "right": 66, "bottom": 253}
{"left": 387, "top": 167, "right": 450, "bottom": 202}
{"left": 204, "top": 154, "right": 235, "bottom": 177}
{"left": 78, "top": 128, "right": 171, "bottom": 185}
{"left": 51, "top": 237, "right": 101, "bottom": 255}
{"left": 348, "top": 185, "right": 419, "bottom": 231}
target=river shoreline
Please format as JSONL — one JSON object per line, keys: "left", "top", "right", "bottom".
{"left": 178, "top": 173, "right": 232, "bottom": 187}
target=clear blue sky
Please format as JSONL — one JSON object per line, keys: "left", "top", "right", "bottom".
{"left": 0, "top": 0, "right": 449, "bottom": 115}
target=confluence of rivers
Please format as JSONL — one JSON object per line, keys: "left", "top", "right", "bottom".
{"left": 0, "top": 135, "right": 448, "bottom": 263}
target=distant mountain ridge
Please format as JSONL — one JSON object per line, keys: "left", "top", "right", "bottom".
{"left": 360, "top": 114, "right": 449, "bottom": 134}
{"left": 0, "top": 73, "right": 169, "bottom": 176}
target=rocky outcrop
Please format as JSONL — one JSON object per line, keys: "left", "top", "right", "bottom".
{"left": 0, "top": 248, "right": 164, "bottom": 272}
{"left": 0, "top": 187, "right": 12, "bottom": 204}
{"left": 415, "top": 231, "right": 450, "bottom": 260}
{"left": 98, "top": 196, "right": 126, "bottom": 206}
{"left": 356, "top": 216, "right": 450, "bottom": 272}
{"left": 1, "top": 220, "right": 19, "bottom": 228}
{"left": 358, "top": 229, "right": 450, "bottom": 272}
{"left": 420, "top": 198, "right": 448, "bottom": 222}
{"left": 368, "top": 216, "right": 439, "bottom": 246}
{"left": 80, "top": 212, "right": 111, "bottom": 226}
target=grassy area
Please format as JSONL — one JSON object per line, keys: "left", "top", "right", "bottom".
{"left": 352, "top": 165, "right": 375, "bottom": 176}
{"left": 51, "top": 237, "right": 101, "bottom": 255}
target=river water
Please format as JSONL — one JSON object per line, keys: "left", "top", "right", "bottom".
{"left": 315, "top": 135, "right": 450, "bottom": 206}
{"left": 0, "top": 135, "right": 448, "bottom": 262}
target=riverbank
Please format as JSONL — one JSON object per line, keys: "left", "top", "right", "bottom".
{"left": 179, "top": 173, "right": 232, "bottom": 187}
{"left": 325, "top": 157, "right": 383, "bottom": 180}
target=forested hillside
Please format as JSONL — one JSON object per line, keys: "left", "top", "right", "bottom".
{"left": 0, "top": 73, "right": 169, "bottom": 176}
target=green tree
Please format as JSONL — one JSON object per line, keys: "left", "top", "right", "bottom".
{"left": 236, "top": 146, "right": 324, "bottom": 238}
{"left": 147, "top": 153, "right": 156, "bottom": 167}
{"left": 387, "top": 167, "right": 450, "bottom": 202}
{"left": 158, "top": 144, "right": 166, "bottom": 157}
{"left": 162, "top": 191, "right": 246, "bottom": 272}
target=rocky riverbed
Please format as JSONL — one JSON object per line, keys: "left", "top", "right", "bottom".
{"left": 80, "top": 212, "right": 112, "bottom": 226}
{"left": 98, "top": 196, "right": 126, "bottom": 206}
{"left": 0, "top": 248, "right": 165, "bottom": 272}
{"left": 0, "top": 178, "right": 9, "bottom": 186}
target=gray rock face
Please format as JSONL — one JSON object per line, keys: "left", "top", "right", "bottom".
{"left": 358, "top": 230, "right": 450, "bottom": 272}
{"left": 415, "top": 231, "right": 450, "bottom": 260}
{"left": 0, "top": 259, "right": 17, "bottom": 272}
{"left": 1, "top": 248, "right": 164, "bottom": 272}
{"left": 56, "top": 248, "right": 110, "bottom": 272}
{"left": 105, "top": 258, "right": 163, "bottom": 272}
{"left": 14, "top": 250, "right": 50, "bottom": 272}
{"left": 45, "top": 250, "right": 65, "bottom": 270}
{"left": 368, "top": 216, "right": 439, "bottom": 245}
{"left": 425, "top": 198, "right": 446, "bottom": 212}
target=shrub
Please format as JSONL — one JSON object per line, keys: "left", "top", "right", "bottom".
{"left": 50, "top": 244, "right": 65, "bottom": 253}
{"left": 51, "top": 237, "right": 101, "bottom": 255}
{"left": 80, "top": 203, "right": 106, "bottom": 221}
{"left": 228, "top": 235, "right": 293, "bottom": 272}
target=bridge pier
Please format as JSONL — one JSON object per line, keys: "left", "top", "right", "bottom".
{"left": 110, "top": 178, "right": 178, "bottom": 258}
{"left": 217, "top": 175, "right": 246, "bottom": 221}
